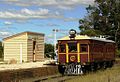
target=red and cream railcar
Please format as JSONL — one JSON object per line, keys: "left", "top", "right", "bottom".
{"left": 58, "top": 35, "right": 115, "bottom": 74}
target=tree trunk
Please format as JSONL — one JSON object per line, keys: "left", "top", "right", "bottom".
{"left": 115, "top": 22, "right": 120, "bottom": 48}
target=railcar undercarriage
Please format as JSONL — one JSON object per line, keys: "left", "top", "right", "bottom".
{"left": 58, "top": 61, "right": 114, "bottom": 75}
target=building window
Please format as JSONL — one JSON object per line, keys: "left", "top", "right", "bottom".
{"left": 80, "top": 44, "right": 88, "bottom": 52}
{"left": 59, "top": 44, "right": 66, "bottom": 53}
{"left": 68, "top": 43, "right": 77, "bottom": 53}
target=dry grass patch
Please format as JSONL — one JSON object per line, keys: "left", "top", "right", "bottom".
{"left": 67, "top": 65, "right": 120, "bottom": 82}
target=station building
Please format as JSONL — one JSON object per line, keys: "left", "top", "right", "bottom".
{"left": 3, "top": 31, "right": 45, "bottom": 63}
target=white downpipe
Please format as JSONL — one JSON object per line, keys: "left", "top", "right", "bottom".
{"left": 20, "top": 43, "right": 22, "bottom": 63}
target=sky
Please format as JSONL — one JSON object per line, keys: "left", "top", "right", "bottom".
{"left": 0, "top": 0, "right": 94, "bottom": 43}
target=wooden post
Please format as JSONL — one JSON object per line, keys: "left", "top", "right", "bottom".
{"left": 20, "top": 43, "right": 22, "bottom": 63}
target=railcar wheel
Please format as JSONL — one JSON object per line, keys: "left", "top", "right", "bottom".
{"left": 58, "top": 65, "right": 66, "bottom": 75}
{"left": 90, "top": 63, "right": 97, "bottom": 72}
{"left": 110, "top": 61, "right": 114, "bottom": 67}
{"left": 96, "top": 63, "right": 101, "bottom": 70}
{"left": 82, "top": 66, "right": 86, "bottom": 74}
{"left": 103, "top": 62, "right": 107, "bottom": 69}
{"left": 108, "top": 61, "right": 114, "bottom": 68}
{"left": 90, "top": 63, "right": 95, "bottom": 71}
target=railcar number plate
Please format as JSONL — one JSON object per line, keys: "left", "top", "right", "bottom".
{"left": 65, "top": 63, "right": 83, "bottom": 75}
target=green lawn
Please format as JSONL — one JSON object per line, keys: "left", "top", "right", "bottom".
{"left": 67, "top": 65, "right": 120, "bottom": 82}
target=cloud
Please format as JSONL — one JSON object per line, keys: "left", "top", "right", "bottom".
{"left": 21, "top": 8, "right": 49, "bottom": 15}
{"left": 35, "top": 23, "right": 61, "bottom": 27}
{"left": 4, "top": 21, "right": 12, "bottom": 25}
{"left": 1, "top": 0, "right": 94, "bottom": 9}
{"left": 0, "top": 8, "right": 81, "bottom": 24}
{"left": 0, "top": 8, "right": 63, "bottom": 19}
{"left": 0, "top": 31, "right": 10, "bottom": 35}
{"left": 63, "top": 17, "right": 80, "bottom": 22}
{"left": 0, "top": 0, "right": 94, "bottom": 21}
{"left": 0, "top": 31, "right": 12, "bottom": 38}
{"left": 47, "top": 23, "right": 60, "bottom": 27}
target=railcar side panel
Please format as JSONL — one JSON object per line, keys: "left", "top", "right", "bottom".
{"left": 90, "top": 41, "right": 105, "bottom": 62}
{"left": 104, "top": 43, "right": 115, "bottom": 61}
{"left": 59, "top": 54, "right": 66, "bottom": 63}
{"left": 58, "top": 39, "right": 115, "bottom": 64}
{"left": 80, "top": 54, "right": 88, "bottom": 63}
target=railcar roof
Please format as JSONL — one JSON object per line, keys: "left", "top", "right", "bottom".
{"left": 58, "top": 35, "right": 115, "bottom": 43}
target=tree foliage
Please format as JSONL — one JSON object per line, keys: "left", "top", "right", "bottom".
{"left": 79, "top": 0, "right": 120, "bottom": 48}
{"left": 0, "top": 41, "right": 3, "bottom": 58}
{"left": 44, "top": 43, "right": 55, "bottom": 58}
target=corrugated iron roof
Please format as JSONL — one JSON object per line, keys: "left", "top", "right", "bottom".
{"left": 58, "top": 35, "right": 115, "bottom": 43}
{"left": 3, "top": 31, "right": 44, "bottom": 41}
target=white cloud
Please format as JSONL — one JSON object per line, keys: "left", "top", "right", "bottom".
{"left": 63, "top": 17, "right": 80, "bottom": 22}
{"left": 0, "top": 31, "right": 10, "bottom": 35}
{"left": 35, "top": 23, "right": 60, "bottom": 27}
{"left": 0, "top": 8, "right": 81, "bottom": 23}
{"left": 1, "top": 0, "right": 94, "bottom": 9}
{"left": 0, "top": 0, "right": 94, "bottom": 21}
{"left": 0, "top": 10, "right": 81, "bottom": 23}
{"left": 47, "top": 23, "right": 60, "bottom": 27}
{"left": 0, "top": 8, "right": 63, "bottom": 19}
{"left": 21, "top": 8, "right": 49, "bottom": 15}
{"left": 0, "top": 31, "right": 12, "bottom": 38}
{"left": 4, "top": 21, "right": 12, "bottom": 25}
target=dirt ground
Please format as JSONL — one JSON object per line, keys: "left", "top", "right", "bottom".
{"left": 0, "top": 62, "right": 46, "bottom": 71}
{"left": 0, "top": 62, "right": 58, "bottom": 82}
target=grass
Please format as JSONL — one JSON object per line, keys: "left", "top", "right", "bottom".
{"left": 66, "top": 65, "right": 120, "bottom": 82}
{"left": 0, "top": 58, "right": 3, "bottom": 62}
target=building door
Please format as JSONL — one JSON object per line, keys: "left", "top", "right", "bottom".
{"left": 33, "top": 41, "right": 36, "bottom": 62}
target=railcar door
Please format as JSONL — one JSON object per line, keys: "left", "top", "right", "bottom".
{"left": 68, "top": 42, "right": 78, "bottom": 63}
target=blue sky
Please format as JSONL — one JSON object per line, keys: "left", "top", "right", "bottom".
{"left": 0, "top": 0, "right": 94, "bottom": 43}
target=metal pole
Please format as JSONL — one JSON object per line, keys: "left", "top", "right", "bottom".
{"left": 53, "top": 29, "right": 58, "bottom": 54}
{"left": 53, "top": 29, "right": 56, "bottom": 53}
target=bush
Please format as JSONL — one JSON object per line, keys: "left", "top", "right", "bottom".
{"left": 44, "top": 43, "right": 54, "bottom": 58}
{"left": 116, "top": 49, "right": 120, "bottom": 57}
{"left": 0, "top": 42, "right": 3, "bottom": 58}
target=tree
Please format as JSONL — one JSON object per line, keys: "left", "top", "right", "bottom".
{"left": 0, "top": 41, "right": 3, "bottom": 58}
{"left": 79, "top": 0, "right": 120, "bottom": 48}
{"left": 44, "top": 43, "right": 55, "bottom": 59}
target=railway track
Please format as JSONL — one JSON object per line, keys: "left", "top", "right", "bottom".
{"left": 33, "top": 74, "right": 80, "bottom": 82}
{"left": 33, "top": 66, "right": 116, "bottom": 82}
{"left": 31, "top": 61, "right": 120, "bottom": 82}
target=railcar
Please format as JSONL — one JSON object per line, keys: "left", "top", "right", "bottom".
{"left": 57, "top": 30, "right": 115, "bottom": 75}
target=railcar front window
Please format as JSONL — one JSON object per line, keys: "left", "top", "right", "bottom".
{"left": 68, "top": 43, "right": 77, "bottom": 53}
{"left": 59, "top": 44, "right": 66, "bottom": 53}
{"left": 80, "top": 44, "right": 88, "bottom": 52}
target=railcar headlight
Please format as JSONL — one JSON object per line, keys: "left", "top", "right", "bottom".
{"left": 69, "top": 29, "right": 76, "bottom": 39}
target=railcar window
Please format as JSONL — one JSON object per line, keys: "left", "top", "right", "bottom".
{"left": 80, "top": 44, "right": 88, "bottom": 52}
{"left": 68, "top": 43, "right": 77, "bottom": 53}
{"left": 59, "top": 44, "right": 66, "bottom": 53}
